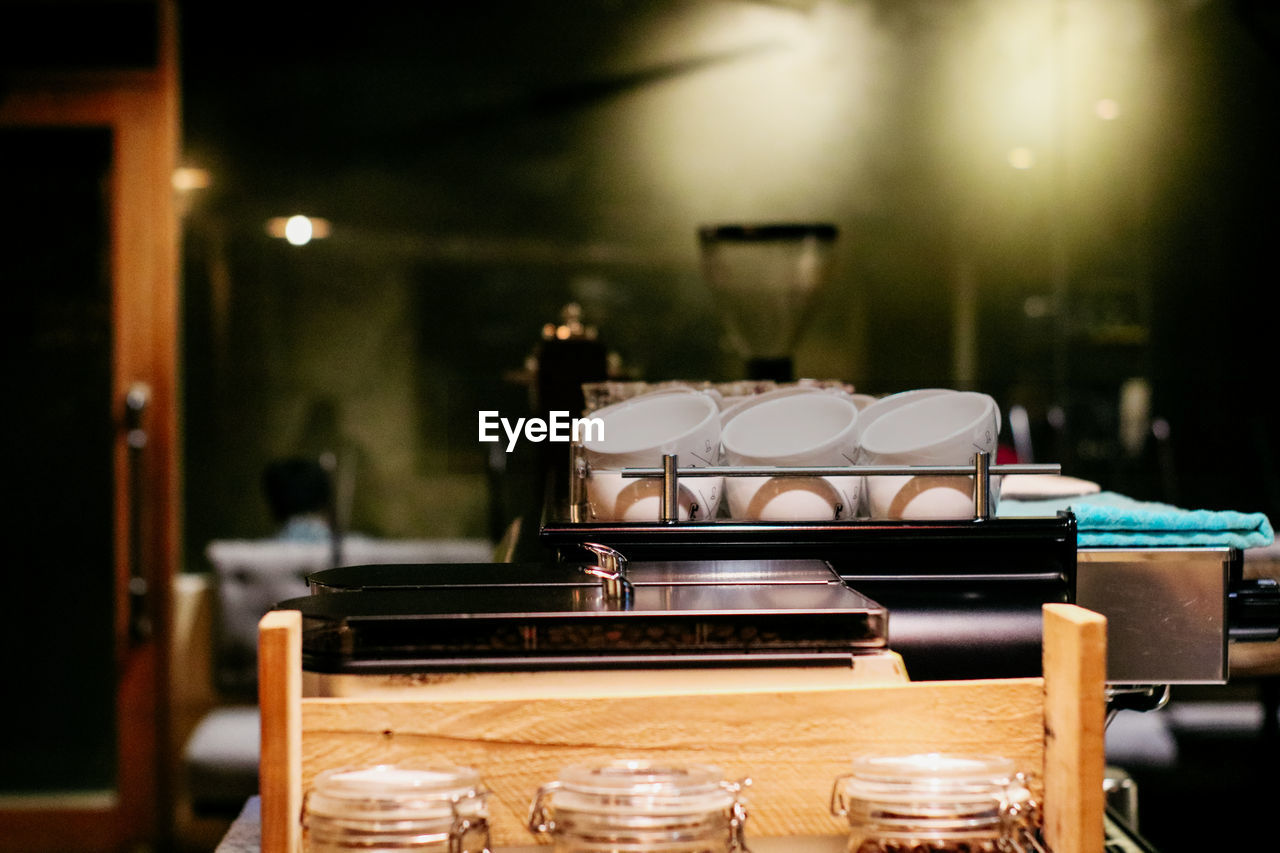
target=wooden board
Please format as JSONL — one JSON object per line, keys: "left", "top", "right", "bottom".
{"left": 1043, "top": 603, "right": 1107, "bottom": 853}
{"left": 259, "top": 611, "right": 302, "bottom": 853}
{"left": 260, "top": 604, "right": 1107, "bottom": 851}
{"left": 299, "top": 680, "right": 1043, "bottom": 844}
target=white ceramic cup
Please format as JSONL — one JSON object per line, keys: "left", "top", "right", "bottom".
{"left": 847, "top": 393, "right": 878, "bottom": 411}
{"left": 721, "top": 393, "right": 860, "bottom": 521}
{"left": 584, "top": 469, "right": 714, "bottom": 522}
{"left": 859, "top": 391, "right": 1001, "bottom": 519}
{"left": 718, "top": 385, "right": 856, "bottom": 432}
{"left": 837, "top": 388, "right": 957, "bottom": 517}
{"left": 863, "top": 474, "right": 994, "bottom": 520}
{"left": 853, "top": 389, "right": 957, "bottom": 450}
{"left": 859, "top": 391, "right": 999, "bottom": 464}
{"left": 582, "top": 390, "right": 722, "bottom": 520}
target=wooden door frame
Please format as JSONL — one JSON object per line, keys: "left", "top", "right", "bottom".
{"left": 0, "top": 2, "right": 179, "bottom": 849}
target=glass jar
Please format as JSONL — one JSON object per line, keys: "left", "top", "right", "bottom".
{"left": 527, "top": 759, "right": 750, "bottom": 853}
{"left": 303, "top": 763, "right": 490, "bottom": 852}
{"left": 829, "top": 753, "right": 1038, "bottom": 853}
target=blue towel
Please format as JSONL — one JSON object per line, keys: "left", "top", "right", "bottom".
{"left": 997, "top": 491, "right": 1275, "bottom": 549}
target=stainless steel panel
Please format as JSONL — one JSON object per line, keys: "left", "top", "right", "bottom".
{"left": 626, "top": 559, "right": 841, "bottom": 586}
{"left": 1077, "top": 547, "right": 1230, "bottom": 684}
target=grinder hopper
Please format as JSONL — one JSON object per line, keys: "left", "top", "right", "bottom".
{"left": 698, "top": 223, "right": 838, "bottom": 381}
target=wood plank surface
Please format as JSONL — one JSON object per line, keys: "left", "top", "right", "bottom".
{"left": 262, "top": 606, "right": 1109, "bottom": 851}
{"left": 299, "top": 676, "right": 1046, "bottom": 846}
{"left": 1043, "top": 603, "right": 1108, "bottom": 853}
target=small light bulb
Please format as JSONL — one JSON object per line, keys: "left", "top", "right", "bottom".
{"left": 284, "top": 215, "right": 314, "bottom": 246}
{"left": 172, "top": 167, "right": 211, "bottom": 191}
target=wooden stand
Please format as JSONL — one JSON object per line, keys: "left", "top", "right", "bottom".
{"left": 259, "top": 604, "right": 1105, "bottom": 852}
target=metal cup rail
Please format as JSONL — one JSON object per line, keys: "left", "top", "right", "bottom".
{"left": 570, "top": 446, "right": 1061, "bottom": 523}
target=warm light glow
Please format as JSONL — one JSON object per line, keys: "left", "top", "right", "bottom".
{"left": 615, "top": 1, "right": 886, "bottom": 232}
{"left": 928, "top": 0, "right": 1158, "bottom": 232}
{"left": 937, "top": 1, "right": 1055, "bottom": 184}
{"left": 1007, "top": 147, "right": 1035, "bottom": 170}
{"left": 285, "top": 215, "right": 314, "bottom": 246}
{"left": 266, "top": 215, "right": 332, "bottom": 245}
{"left": 172, "top": 167, "right": 211, "bottom": 191}
{"left": 1095, "top": 98, "right": 1121, "bottom": 120}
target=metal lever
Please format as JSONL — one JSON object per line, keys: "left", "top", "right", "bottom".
{"left": 580, "top": 542, "right": 632, "bottom": 603}
{"left": 125, "top": 382, "right": 151, "bottom": 644}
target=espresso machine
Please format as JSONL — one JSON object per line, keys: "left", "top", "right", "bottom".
{"left": 267, "top": 227, "right": 1278, "bottom": 853}
{"left": 279, "top": 221, "right": 1278, "bottom": 694}
{"left": 274, "top": 221, "right": 1275, "bottom": 723}
{"left": 283, "top": 453, "right": 1277, "bottom": 698}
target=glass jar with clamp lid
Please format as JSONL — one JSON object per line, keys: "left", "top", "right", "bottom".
{"left": 528, "top": 759, "right": 751, "bottom": 852}
{"left": 830, "top": 753, "right": 1041, "bottom": 853}
{"left": 303, "top": 763, "right": 490, "bottom": 852}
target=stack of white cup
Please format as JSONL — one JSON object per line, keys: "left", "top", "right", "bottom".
{"left": 581, "top": 390, "right": 723, "bottom": 521}
{"left": 579, "top": 384, "right": 1001, "bottom": 523}
{"left": 720, "top": 389, "right": 861, "bottom": 521}
{"left": 858, "top": 390, "right": 1001, "bottom": 519}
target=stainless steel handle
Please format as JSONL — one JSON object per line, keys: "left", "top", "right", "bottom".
{"left": 125, "top": 381, "right": 151, "bottom": 644}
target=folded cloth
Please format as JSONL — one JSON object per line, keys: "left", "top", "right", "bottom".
{"left": 999, "top": 473, "right": 1101, "bottom": 500}
{"left": 997, "top": 491, "right": 1275, "bottom": 549}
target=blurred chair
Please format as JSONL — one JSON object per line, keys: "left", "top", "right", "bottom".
{"left": 180, "top": 537, "right": 493, "bottom": 818}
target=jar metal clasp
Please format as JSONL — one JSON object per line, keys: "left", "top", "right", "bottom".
{"left": 721, "top": 776, "right": 753, "bottom": 853}
{"left": 998, "top": 772, "right": 1045, "bottom": 853}
{"left": 449, "top": 791, "right": 492, "bottom": 853}
{"left": 526, "top": 780, "right": 563, "bottom": 836}
{"left": 828, "top": 772, "right": 853, "bottom": 818}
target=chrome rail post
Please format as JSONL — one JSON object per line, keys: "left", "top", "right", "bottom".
{"left": 660, "top": 453, "right": 679, "bottom": 523}
{"left": 973, "top": 450, "right": 992, "bottom": 520}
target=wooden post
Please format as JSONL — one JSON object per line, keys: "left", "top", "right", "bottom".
{"left": 1042, "top": 603, "right": 1107, "bottom": 853}
{"left": 259, "top": 610, "right": 302, "bottom": 853}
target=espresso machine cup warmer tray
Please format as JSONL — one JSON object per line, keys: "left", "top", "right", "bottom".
{"left": 282, "top": 559, "right": 888, "bottom": 676}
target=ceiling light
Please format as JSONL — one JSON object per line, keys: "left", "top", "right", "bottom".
{"left": 172, "top": 167, "right": 211, "bottom": 191}
{"left": 266, "top": 215, "right": 332, "bottom": 246}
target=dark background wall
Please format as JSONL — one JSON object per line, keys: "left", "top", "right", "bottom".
{"left": 176, "top": 0, "right": 1280, "bottom": 568}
